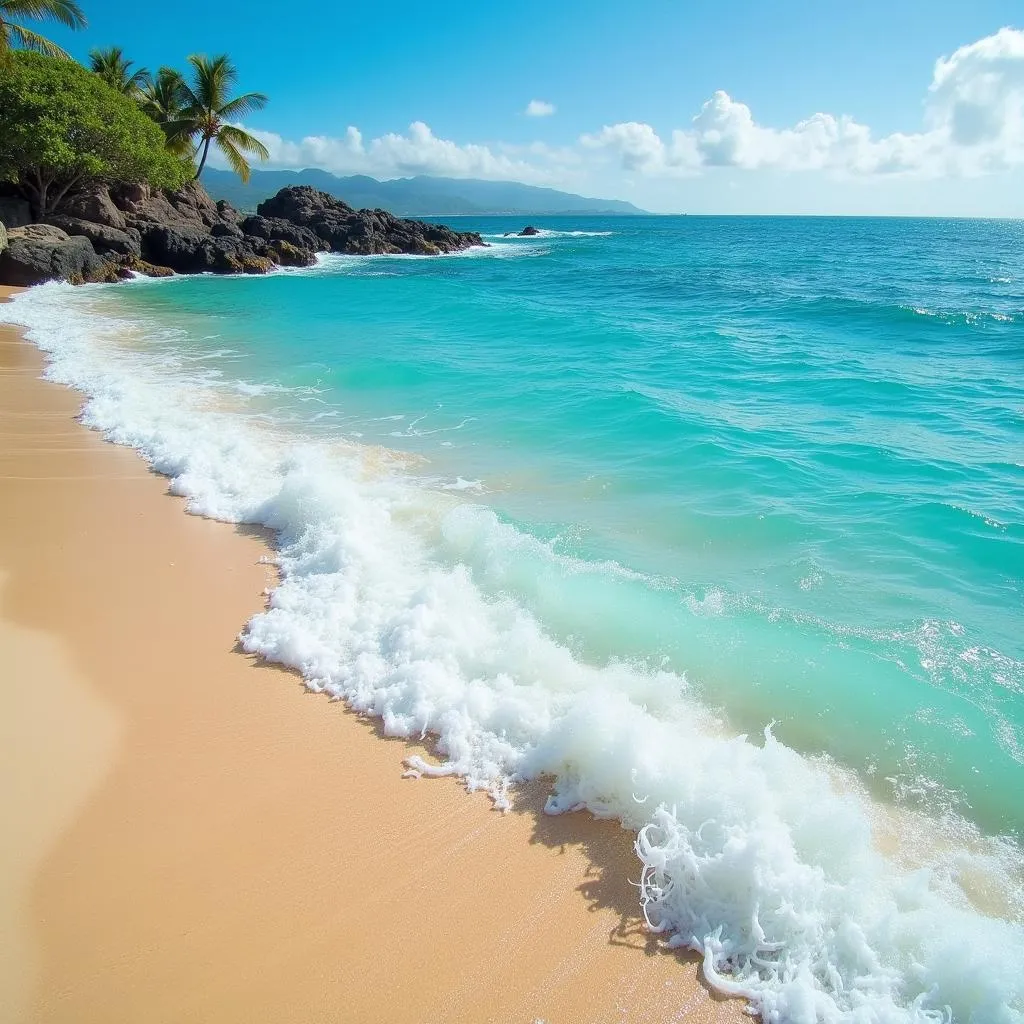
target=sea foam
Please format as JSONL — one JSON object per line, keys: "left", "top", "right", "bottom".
{"left": 2, "top": 284, "right": 1022, "bottom": 1024}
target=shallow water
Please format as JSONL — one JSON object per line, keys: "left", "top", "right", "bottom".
{"left": 5, "top": 214, "right": 1023, "bottom": 1022}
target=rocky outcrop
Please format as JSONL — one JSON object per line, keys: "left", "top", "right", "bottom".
{"left": 256, "top": 186, "right": 484, "bottom": 255}
{"left": 0, "top": 221, "right": 7, "bottom": 256}
{"left": 518, "top": 225, "right": 540, "bottom": 236}
{"left": 122, "top": 258, "right": 175, "bottom": 278}
{"left": 109, "top": 181, "right": 237, "bottom": 233}
{"left": 0, "top": 180, "right": 484, "bottom": 287}
{"left": 13, "top": 224, "right": 68, "bottom": 243}
{"left": 45, "top": 215, "right": 142, "bottom": 257}
{"left": 141, "top": 223, "right": 276, "bottom": 275}
{"left": 261, "top": 239, "right": 318, "bottom": 268}
{"left": 60, "top": 186, "right": 127, "bottom": 232}
{"left": 240, "top": 214, "right": 326, "bottom": 252}
{"left": 0, "top": 225, "right": 121, "bottom": 286}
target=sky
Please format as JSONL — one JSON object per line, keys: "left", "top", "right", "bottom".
{"left": 38, "top": 0, "right": 1024, "bottom": 214}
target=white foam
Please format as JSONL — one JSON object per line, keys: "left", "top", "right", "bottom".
{"left": 2, "top": 284, "right": 1022, "bottom": 1024}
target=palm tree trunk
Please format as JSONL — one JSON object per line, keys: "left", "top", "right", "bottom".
{"left": 193, "top": 134, "right": 214, "bottom": 180}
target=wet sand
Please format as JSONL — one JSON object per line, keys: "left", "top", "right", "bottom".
{"left": 0, "top": 285, "right": 742, "bottom": 1024}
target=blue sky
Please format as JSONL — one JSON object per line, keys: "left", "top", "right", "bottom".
{"left": 39, "top": 0, "right": 1024, "bottom": 214}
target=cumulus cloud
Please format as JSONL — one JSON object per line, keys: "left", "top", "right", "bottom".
{"left": 223, "top": 27, "right": 1024, "bottom": 196}
{"left": 525, "top": 99, "right": 556, "bottom": 117}
{"left": 581, "top": 122, "right": 700, "bottom": 176}
{"left": 237, "top": 120, "right": 565, "bottom": 184}
{"left": 583, "top": 27, "right": 1024, "bottom": 178}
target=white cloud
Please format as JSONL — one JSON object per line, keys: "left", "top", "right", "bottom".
{"left": 581, "top": 122, "right": 700, "bottom": 177}
{"left": 219, "top": 26, "right": 1024, "bottom": 216}
{"left": 525, "top": 99, "right": 556, "bottom": 117}
{"left": 238, "top": 120, "right": 568, "bottom": 184}
{"left": 583, "top": 27, "right": 1024, "bottom": 179}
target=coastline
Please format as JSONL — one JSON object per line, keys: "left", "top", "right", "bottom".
{"left": 0, "top": 287, "right": 740, "bottom": 1023}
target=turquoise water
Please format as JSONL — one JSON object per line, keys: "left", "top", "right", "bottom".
{"left": 7, "top": 216, "right": 1024, "bottom": 1021}
{"left": 109, "top": 216, "right": 1024, "bottom": 835}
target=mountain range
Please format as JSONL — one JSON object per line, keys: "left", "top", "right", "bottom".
{"left": 201, "top": 169, "right": 645, "bottom": 217}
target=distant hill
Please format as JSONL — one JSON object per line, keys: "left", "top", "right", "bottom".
{"left": 201, "top": 169, "right": 646, "bottom": 216}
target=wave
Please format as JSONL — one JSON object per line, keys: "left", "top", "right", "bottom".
{"left": 2, "top": 284, "right": 1023, "bottom": 1024}
{"left": 780, "top": 293, "right": 1021, "bottom": 333}
{"left": 909, "top": 307, "right": 1019, "bottom": 325}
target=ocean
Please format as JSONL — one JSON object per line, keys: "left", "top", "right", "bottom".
{"left": 4, "top": 215, "right": 1023, "bottom": 1022}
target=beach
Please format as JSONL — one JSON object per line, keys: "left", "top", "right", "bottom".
{"left": 0, "top": 285, "right": 741, "bottom": 1023}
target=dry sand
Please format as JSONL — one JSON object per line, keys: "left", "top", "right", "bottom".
{"left": 0, "top": 285, "right": 743, "bottom": 1024}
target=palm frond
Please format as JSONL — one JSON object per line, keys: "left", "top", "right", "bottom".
{"left": 127, "top": 66, "right": 151, "bottom": 91}
{"left": 8, "top": 20, "right": 69, "bottom": 57}
{"left": 154, "top": 65, "right": 186, "bottom": 92}
{"left": 89, "top": 45, "right": 151, "bottom": 95}
{"left": 218, "top": 90, "right": 268, "bottom": 119}
{"left": 219, "top": 123, "right": 270, "bottom": 160}
{"left": 216, "top": 134, "right": 253, "bottom": 183}
{"left": 186, "top": 52, "right": 240, "bottom": 111}
{"left": 142, "top": 68, "right": 188, "bottom": 118}
{"left": 162, "top": 117, "right": 199, "bottom": 147}
{"left": 2, "top": 0, "right": 86, "bottom": 30}
{"left": 89, "top": 44, "right": 121, "bottom": 69}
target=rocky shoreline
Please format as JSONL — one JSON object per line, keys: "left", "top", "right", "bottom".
{"left": 0, "top": 183, "right": 485, "bottom": 287}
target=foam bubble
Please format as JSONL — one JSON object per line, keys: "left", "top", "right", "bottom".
{"left": 2, "top": 283, "right": 1022, "bottom": 1024}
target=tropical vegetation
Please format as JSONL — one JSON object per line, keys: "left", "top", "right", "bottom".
{"left": 0, "top": 0, "right": 271, "bottom": 222}
{"left": 177, "top": 54, "right": 269, "bottom": 183}
{"left": 89, "top": 45, "right": 148, "bottom": 96}
{"left": 0, "top": 50, "right": 189, "bottom": 219}
{"left": 0, "top": 0, "right": 85, "bottom": 61}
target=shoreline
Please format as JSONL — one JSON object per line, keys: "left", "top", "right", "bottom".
{"left": 0, "top": 286, "right": 740, "bottom": 1023}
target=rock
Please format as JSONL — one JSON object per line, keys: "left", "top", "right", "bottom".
{"left": 122, "top": 258, "right": 175, "bottom": 278}
{"left": 0, "top": 221, "right": 7, "bottom": 256}
{"left": 10, "top": 223, "right": 70, "bottom": 243}
{"left": 256, "top": 186, "right": 484, "bottom": 255}
{"left": 2, "top": 179, "right": 483, "bottom": 287}
{"left": 241, "top": 214, "right": 326, "bottom": 252}
{"left": 518, "top": 225, "right": 540, "bottom": 236}
{"left": 0, "top": 233, "right": 116, "bottom": 286}
{"left": 266, "top": 239, "right": 318, "bottom": 268}
{"left": 256, "top": 186, "right": 354, "bottom": 224}
{"left": 234, "top": 253, "right": 274, "bottom": 275}
{"left": 45, "top": 215, "right": 142, "bottom": 257}
{"left": 0, "top": 197, "right": 32, "bottom": 230}
{"left": 210, "top": 221, "right": 244, "bottom": 239}
{"left": 216, "top": 199, "right": 242, "bottom": 224}
{"left": 61, "top": 184, "right": 128, "bottom": 231}
{"left": 138, "top": 224, "right": 274, "bottom": 275}
{"left": 134, "top": 224, "right": 207, "bottom": 271}
{"left": 110, "top": 180, "right": 239, "bottom": 235}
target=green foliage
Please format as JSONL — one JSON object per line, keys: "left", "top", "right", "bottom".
{"left": 89, "top": 45, "right": 150, "bottom": 96}
{"left": 0, "top": 50, "right": 190, "bottom": 218}
{"left": 178, "top": 53, "right": 269, "bottom": 183}
{"left": 0, "top": 0, "right": 86, "bottom": 60}
{"left": 139, "top": 66, "right": 195, "bottom": 157}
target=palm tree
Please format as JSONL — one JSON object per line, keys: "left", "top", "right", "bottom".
{"left": 140, "top": 65, "right": 194, "bottom": 156}
{"left": 179, "top": 54, "right": 269, "bottom": 182}
{"left": 89, "top": 45, "right": 149, "bottom": 97}
{"left": 0, "top": 0, "right": 86, "bottom": 60}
